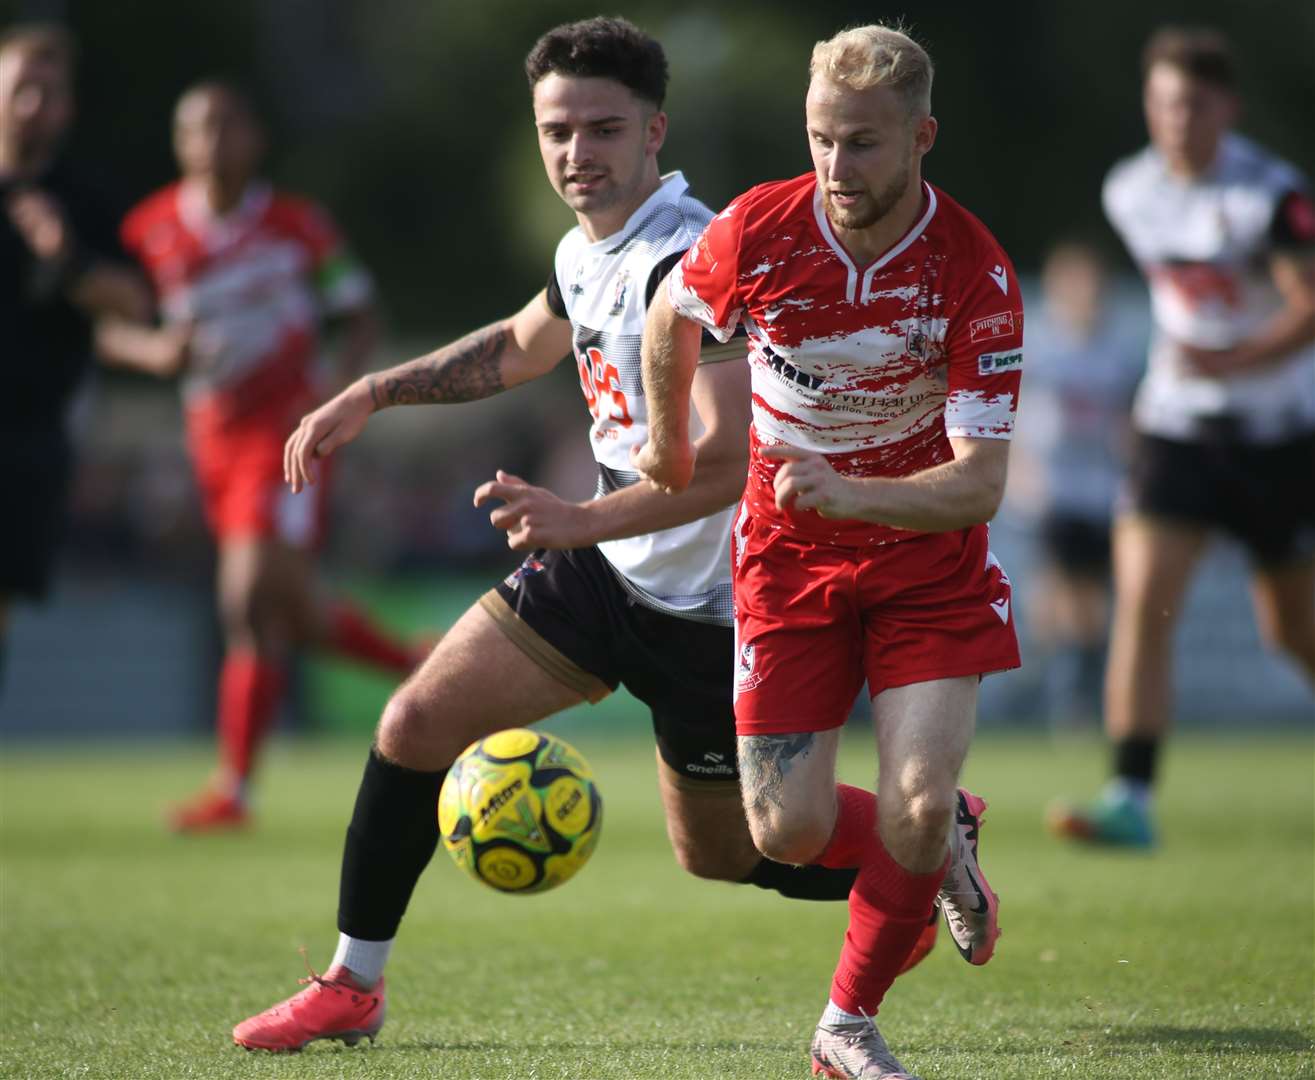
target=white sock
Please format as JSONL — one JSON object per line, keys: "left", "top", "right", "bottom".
{"left": 820, "top": 998, "right": 866, "bottom": 1027}
{"left": 330, "top": 933, "right": 393, "bottom": 987}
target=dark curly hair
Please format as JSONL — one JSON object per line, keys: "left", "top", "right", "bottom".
{"left": 525, "top": 16, "right": 668, "bottom": 108}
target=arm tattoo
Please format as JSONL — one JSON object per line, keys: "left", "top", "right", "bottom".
{"left": 738, "top": 733, "right": 817, "bottom": 812}
{"left": 369, "top": 322, "right": 509, "bottom": 406}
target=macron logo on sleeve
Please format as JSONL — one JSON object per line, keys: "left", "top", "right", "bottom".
{"left": 988, "top": 264, "right": 1009, "bottom": 294}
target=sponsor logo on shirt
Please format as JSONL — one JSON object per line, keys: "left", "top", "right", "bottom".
{"left": 977, "top": 349, "right": 1023, "bottom": 375}
{"left": 763, "top": 345, "right": 825, "bottom": 391}
{"left": 968, "top": 311, "right": 1015, "bottom": 343}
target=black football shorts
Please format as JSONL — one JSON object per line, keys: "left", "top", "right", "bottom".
{"left": 1125, "top": 429, "right": 1315, "bottom": 568}
{"left": 482, "top": 545, "right": 738, "bottom": 785}
{"left": 1039, "top": 513, "right": 1113, "bottom": 577}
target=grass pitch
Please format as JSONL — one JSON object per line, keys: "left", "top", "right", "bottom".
{"left": 1, "top": 731, "right": 1311, "bottom": 1079}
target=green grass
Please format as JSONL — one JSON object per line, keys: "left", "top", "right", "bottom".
{"left": 1, "top": 733, "right": 1312, "bottom": 1079}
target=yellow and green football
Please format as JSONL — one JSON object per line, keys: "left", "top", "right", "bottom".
{"left": 438, "top": 728, "right": 602, "bottom": 894}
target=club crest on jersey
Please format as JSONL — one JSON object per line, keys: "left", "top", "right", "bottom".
{"left": 504, "top": 556, "right": 547, "bottom": 590}
{"left": 608, "top": 269, "right": 632, "bottom": 316}
{"left": 977, "top": 348, "right": 1023, "bottom": 375}
{"left": 905, "top": 324, "right": 946, "bottom": 365}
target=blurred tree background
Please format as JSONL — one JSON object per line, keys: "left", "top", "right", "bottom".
{"left": 7, "top": 0, "right": 1313, "bottom": 331}
{"left": 5, "top": 0, "right": 1314, "bottom": 734}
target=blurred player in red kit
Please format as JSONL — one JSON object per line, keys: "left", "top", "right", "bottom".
{"left": 101, "top": 82, "right": 424, "bottom": 831}
{"left": 637, "top": 24, "right": 1019, "bottom": 1080}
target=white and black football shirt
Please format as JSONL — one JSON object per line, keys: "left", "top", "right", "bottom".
{"left": 545, "top": 171, "right": 742, "bottom": 625}
{"left": 1104, "top": 133, "right": 1315, "bottom": 443}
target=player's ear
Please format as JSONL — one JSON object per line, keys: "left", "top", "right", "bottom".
{"left": 646, "top": 109, "right": 668, "bottom": 156}
{"left": 913, "top": 114, "right": 937, "bottom": 158}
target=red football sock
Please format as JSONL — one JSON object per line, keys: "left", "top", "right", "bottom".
{"left": 828, "top": 809, "right": 949, "bottom": 1016}
{"left": 217, "top": 650, "right": 286, "bottom": 786}
{"left": 323, "top": 603, "right": 417, "bottom": 675}
{"left": 817, "top": 783, "right": 877, "bottom": 868}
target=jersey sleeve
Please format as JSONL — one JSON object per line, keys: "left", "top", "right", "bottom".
{"left": 647, "top": 247, "right": 745, "bottom": 363}
{"left": 118, "top": 199, "right": 150, "bottom": 264}
{"left": 286, "top": 199, "right": 373, "bottom": 314}
{"left": 1269, "top": 188, "right": 1315, "bottom": 252}
{"left": 118, "top": 196, "right": 165, "bottom": 295}
{"left": 666, "top": 201, "right": 746, "bottom": 343}
{"left": 545, "top": 267, "right": 568, "bottom": 319}
{"left": 943, "top": 252, "right": 1024, "bottom": 440}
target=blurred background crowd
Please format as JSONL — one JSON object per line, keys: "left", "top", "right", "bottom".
{"left": 4, "top": 0, "right": 1313, "bottom": 736}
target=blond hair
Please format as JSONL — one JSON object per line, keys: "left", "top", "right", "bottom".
{"left": 810, "top": 24, "right": 933, "bottom": 116}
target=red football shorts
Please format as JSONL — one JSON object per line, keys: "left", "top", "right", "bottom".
{"left": 185, "top": 390, "right": 328, "bottom": 548}
{"left": 731, "top": 510, "right": 1020, "bottom": 735}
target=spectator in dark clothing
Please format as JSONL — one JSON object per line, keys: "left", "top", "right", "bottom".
{"left": 0, "top": 23, "right": 152, "bottom": 680}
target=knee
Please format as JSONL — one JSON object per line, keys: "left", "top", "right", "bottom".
{"left": 879, "top": 784, "right": 955, "bottom": 865}
{"left": 743, "top": 802, "right": 834, "bottom": 867}
{"left": 217, "top": 588, "right": 259, "bottom": 646}
{"left": 218, "top": 585, "right": 292, "bottom": 654}
{"left": 375, "top": 684, "right": 431, "bottom": 764}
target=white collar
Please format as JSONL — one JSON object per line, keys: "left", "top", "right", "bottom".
{"left": 178, "top": 180, "right": 272, "bottom": 242}
{"left": 812, "top": 181, "right": 938, "bottom": 304}
{"left": 583, "top": 170, "right": 689, "bottom": 252}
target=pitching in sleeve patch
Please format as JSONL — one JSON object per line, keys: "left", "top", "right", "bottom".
{"left": 968, "top": 310, "right": 1017, "bottom": 343}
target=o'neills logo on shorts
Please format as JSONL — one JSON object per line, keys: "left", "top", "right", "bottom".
{"left": 969, "top": 310, "right": 1015, "bottom": 343}
{"left": 736, "top": 641, "right": 762, "bottom": 693}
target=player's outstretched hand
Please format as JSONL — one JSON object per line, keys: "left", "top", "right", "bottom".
{"left": 5, "top": 187, "right": 71, "bottom": 263}
{"left": 762, "top": 444, "right": 857, "bottom": 518}
{"left": 151, "top": 322, "right": 195, "bottom": 377}
{"left": 473, "top": 470, "right": 589, "bottom": 552}
{"left": 630, "top": 439, "right": 695, "bottom": 495}
{"left": 284, "top": 381, "right": 374, "bottom": 493}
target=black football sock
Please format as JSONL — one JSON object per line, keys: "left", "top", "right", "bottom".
{"left": 1112, "top": 734, "right": 1160, "bottom": 787}
{"left": 742, "top": 857, "right": 858, "bottom": 901}
{"left": 338, "top": 746, "right": 446, "bottom": 940}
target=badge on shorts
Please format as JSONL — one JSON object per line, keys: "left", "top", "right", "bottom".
{"left": 736, "top": 641, "right": 762, "bottom": 692}
{"left": 503, "top": 556, "right": 546, "bottom": 590}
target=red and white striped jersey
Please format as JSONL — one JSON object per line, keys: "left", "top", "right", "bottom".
{"left": 121, "top": 181, "right": 371, "bottom": 419}
{"left": 669, "top": 172, "right": 1023, "bottom": 546}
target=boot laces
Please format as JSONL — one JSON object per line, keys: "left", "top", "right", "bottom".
{"left": 296, "top": 946, "right": 348, "bottom": 996}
